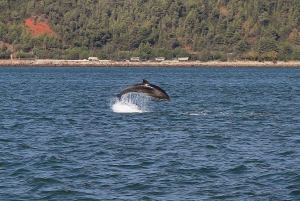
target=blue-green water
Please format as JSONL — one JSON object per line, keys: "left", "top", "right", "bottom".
{"left": 1, "top": 67, "right": 300, "bottom": 200}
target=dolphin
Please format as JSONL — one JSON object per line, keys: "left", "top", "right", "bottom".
{"left": 116, "top": 79, "right": 170, "bottom": 101}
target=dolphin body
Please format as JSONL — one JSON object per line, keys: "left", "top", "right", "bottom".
{"left": 116, "top": 79, "right": 170, "bottom": 101}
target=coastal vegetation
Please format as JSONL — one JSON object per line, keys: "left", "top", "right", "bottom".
{"left": 1, "top": 0, "right": 300, "bottom": 61}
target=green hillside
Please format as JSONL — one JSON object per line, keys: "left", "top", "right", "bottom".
{"left": 1, "top": 0, "right": 300, "bottom": 61}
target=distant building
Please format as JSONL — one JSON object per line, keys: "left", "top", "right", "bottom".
{"left": 88, "top": 57, "right": 99, "bottom": 61}
{"left": 130, "top": 57, "right": 140, "bottom": 62}
{"left": 155, "top": 57, "right": 165, "bottom": 62}
{"left": 178, "top": 57, "right": 189, "bottom": 61}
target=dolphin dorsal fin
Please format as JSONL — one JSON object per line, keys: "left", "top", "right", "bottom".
{"left": 142, "top": 79, "right": 150, "bottom": 84}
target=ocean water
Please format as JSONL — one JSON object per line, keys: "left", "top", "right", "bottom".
{"left": 0, "top": 66, "right": 300, "bottom": 200}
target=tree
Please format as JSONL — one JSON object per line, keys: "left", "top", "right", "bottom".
{"left": 22, "top": 44, "right": 32, "bottom": 52}
{"left": 267, "top": 50, "right": 278, "bottom": 62}
{"left": 199, "top": 49, "right": 212, "bottom": 62}
{"left": 138, "top": 42, "right": 152, "bottom": 59}
{"left": 258, "top": 37, "right": 278, "bottom": 54}
{"left": 66, "top": 48, "right": 80, "bottom": 60}
{"left": 235, "top": 40, "right": 249, "bottom": 53}
{"left": 13, "top": 44, "right": 22, "bottom": 52}
{"left": 1, "top": 43, "right": 7, "bottom": 52}
{"left": 0, "top": 51, "right": 10, "bottom": 59}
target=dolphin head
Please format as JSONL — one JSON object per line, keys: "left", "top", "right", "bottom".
{"left": 141, "top": 79, "right": 170, "bottom": 101}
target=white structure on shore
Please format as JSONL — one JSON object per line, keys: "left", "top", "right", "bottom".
{"left": 155, "top": 57, "right": 165, "bottom": 62}
{"left": 130, "top": 57, "right": 140, "bottom": 62}
{"left": 178, "top": 57, "right": 189, "bottom": 61}
{"left": 88, "top": 57, "right": 99, "bottom": 61}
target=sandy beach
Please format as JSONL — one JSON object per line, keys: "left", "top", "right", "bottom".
{"left": 1, "top": 59, "right": 300, "bottom": 67}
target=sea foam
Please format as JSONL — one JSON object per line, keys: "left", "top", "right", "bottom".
{"left": 111, "top": 93, "right": 151, "bottom": 113}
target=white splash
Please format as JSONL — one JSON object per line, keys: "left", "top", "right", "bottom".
{"left": 111, "top": 93, "right": 151, "bottom": 113}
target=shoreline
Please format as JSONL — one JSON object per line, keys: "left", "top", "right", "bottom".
{"left": 1, "top": 59, "right": 300, "bottom": 67}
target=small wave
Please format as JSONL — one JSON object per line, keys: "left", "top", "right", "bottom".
{"left": 187, "top": 110, "right": 214, "bottom": 116}
{"left": 188, "top": 112, "right": 201, "bottom": 116}
{"left": 111, "top": 101, "right": 143, "bottom": 113}
{"left": 111, "top": 93, "right": 151, "bottom": 113}
{"left": 227, "top": 165, "right": 248, "bottom": 173}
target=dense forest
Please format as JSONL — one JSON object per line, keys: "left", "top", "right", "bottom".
{"left": 1, "top": 0, "right": 300, "bottom": 61}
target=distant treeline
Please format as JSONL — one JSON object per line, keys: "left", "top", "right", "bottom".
{"left": 1, "top": 0, "right": 300, "bottom": 61}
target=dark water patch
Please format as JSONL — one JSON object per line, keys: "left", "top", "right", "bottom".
{"left": 10, "top": 167, "right": 32, "bottom": 177}
{"left": 290, "top": 175, "right": 300, "bottom": 183}
{"left": 123, "top": 183, "right": 152, "bottom": 191}
{"left": 94, "top": 150, "right": 107, "bottom": 156}
{"left": 17, "top": 143, "right": 32, "bottom": 150}
{"left": 139, "top": 160, "right": 156, "bottom": 167}
{"left": 226, "top": 165, "right": 248, "bottom": 174}
{"left": 0, "top": 138, "right": 12, "bottom": 143}
{"left": 109, "top": 163, "right": 143, "bottom": 170}
{"left": 289, "top": 189, "right": 300, "bottom": 196}
{"left": 38, "top": 189, "right": 83, "bottom": 200}
{"left": 278, "top": 150, "right": 295, "bottom": 156}
{"left": 29, "top": 177, "right": 63, "bottom": 186}
{"left": 176, "top": 166, "right": 218, "bottom": 175}
{"left": 211, "top": 194, "right": 237, "bottom": 200}
{"left": 205, "top": 144, "right": 217, "bottom": 149}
